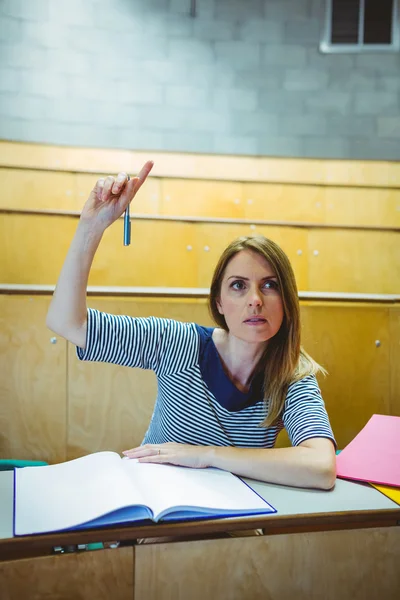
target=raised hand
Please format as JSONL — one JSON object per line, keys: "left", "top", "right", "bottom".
{"left": 80, "top": 160, "right": 154, "bottom": 232}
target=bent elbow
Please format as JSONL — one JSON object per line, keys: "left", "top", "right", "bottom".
{"left": 46, "top": 312, "right": 56, "bottom": 333}
{"left": 319, "top": 472, "right": 336, "bottom": 490}
{"left": 318, "top": 459, "right": 337, "bottom": 490}
{"left": 46, "top": 311, "right": 59, "bottom": 335}
{"left": 46, "top": 311, "right": 65, "bottom": 338}
{"left": 45, "top": 312, "right": 87, "bottom": 349}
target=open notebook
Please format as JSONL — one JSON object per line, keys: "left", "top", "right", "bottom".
{"left": 14, "top": 451, "right": 276, "bottom": 536}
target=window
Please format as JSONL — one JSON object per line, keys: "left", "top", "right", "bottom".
{"left": 320, "top": 0, "right": 400, "bottom": 52}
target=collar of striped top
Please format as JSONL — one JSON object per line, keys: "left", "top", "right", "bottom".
{"left": 195, "top": 325, "right": 264, "bottom": 413}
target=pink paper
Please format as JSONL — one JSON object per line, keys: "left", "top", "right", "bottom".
{"left": 336, "top": 414, "right": 400, "bottom": 487}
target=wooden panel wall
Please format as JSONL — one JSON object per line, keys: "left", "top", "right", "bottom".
{"left": 0, "top": 547, "right": 134, "bottom": 600}
{"left": 1, "top": 144, "right": 399, "bottom": 293}
{"left": 1, "top": 167, "right": 400, "bottom": 228}
{"left": 1, "top": 294, "right": 399, "bottom": 463}
{"left": 1, "top": 212, "right": 399, "bottom": 293}
{"left": 300, "top": 303, "right": 392, "bottom": 449}
{"left": 307, "top": 229, "right": 400, "bottom": 294}
{"left": 0, "top": 295, "right": 66, "bottom": 463}
{"left": 389, "top": 307, "right": 400, "bottom": 417}
{"left": 1, "top": 527, "right": 399, "bottom": 599}
{"left": 134, "top": 527, "right": 400, "bottom": 600}
{"left": 1, "top": 140, "right": 398, "bottom": 185}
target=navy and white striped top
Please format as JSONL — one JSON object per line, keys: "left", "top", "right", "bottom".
{"left": 77, "top": 309, "right": 336, "bottom": 449}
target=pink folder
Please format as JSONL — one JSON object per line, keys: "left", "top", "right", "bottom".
{"left": 336, "top": 414, "right": 400, "bottom": 487}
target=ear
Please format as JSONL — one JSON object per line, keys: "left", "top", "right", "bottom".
{"left": 216, "top": 297, "right": 224, "bottom": 315}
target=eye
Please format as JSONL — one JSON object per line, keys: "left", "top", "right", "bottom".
{"left": 230, "top": 280, "right": 246, "bottom": 291}
{"left": 263, "top": 280, "right": 279, "bottom": 291}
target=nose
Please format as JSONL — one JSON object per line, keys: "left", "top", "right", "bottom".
{"left": 248, "top": 288, "right": 262, "bottom": 307}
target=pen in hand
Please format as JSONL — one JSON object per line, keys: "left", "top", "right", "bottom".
{"left": 124, "top": 175, "right": 131, "bottom": 246}
{"left": 123, "top": 162, "right": 154, "bottom": 246}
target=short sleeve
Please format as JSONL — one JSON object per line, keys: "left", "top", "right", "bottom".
{"left": 282, "top": 375, "right": 336, "bottom": 448}
{"left": 76, "top": 308, "right": 198, "bottom": 375}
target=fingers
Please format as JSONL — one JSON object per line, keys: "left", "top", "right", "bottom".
{"left": 99, "top": 172, "right": 129, "bottom": 202}
{"left": 95, "top": 162, "right": 153, "bottom": 204}
{"left": 117, "top": 161, "right": 154, "bottom": 209}
{"left": 123, "top": 444, "right": 160, "bottom": 458}
{"left": 132, "top": 160, "right": 154, "bottom": 195}
{"left": 95, "top": 178, "right": 105, "bottom": 201}
{"left": 137, "top": 160, "right": 154, "bottom": 183}
{"left": 122, "top": 442, "right": 202, "bottom": 467}
{"left": 112, "top": 172, "right": 129, "bottom": 195}
{"left": 101, "top": 175, "right": 116, "bottom": 201}
{"left": 122, "top": 443, "right": 171, "bottom": 462}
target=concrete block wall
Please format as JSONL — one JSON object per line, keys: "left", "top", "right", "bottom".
{"left": 0, "top": 0, "right": 399, "bottom": 159}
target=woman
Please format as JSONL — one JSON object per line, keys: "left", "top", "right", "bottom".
{"left": 47, "top": 161, "right": 336, "bottom": 490}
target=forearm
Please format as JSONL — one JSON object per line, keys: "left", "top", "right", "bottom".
{"left": 46, "top": 221, "right": 103, "bottom": 347}
{"left": 206, "top": 445, "right": 336, "bottom": 490}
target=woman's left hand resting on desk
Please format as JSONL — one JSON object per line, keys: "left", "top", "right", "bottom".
{"left": 123, "top": 438, "right": 336, "bottom": 490}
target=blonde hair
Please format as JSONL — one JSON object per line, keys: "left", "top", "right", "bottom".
{"left": 208, "top": 235, "right": 326, "bottom": 427}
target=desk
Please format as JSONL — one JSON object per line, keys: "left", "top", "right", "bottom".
{"left": 0, "top": 471, "right": 399, "bottom": 599}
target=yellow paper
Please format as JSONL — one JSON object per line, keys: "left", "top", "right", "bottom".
{"left": 371, "top": 483, "right": 400, "bottom": 505}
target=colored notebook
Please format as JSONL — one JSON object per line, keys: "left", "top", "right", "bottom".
{"left": 371, "top": 484, "right": 400, "bottom": 506}
{"left": 13, "top": 451, "right": 276, "bottom": 536}
{"left": 336, "top": 414, "right": 400, "bottom": 487}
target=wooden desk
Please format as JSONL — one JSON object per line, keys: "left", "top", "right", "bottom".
{"left": 1, "top": 471, "right": 399, "bottom": 600}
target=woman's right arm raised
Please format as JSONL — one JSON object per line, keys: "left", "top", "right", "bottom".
{"left": 46, "top": 161, "right": 154, "bottom": 349}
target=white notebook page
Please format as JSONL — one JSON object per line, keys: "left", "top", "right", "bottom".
{"left": 15, "top": 452, "right": 147, "bottom": 535}
{"left": 122, "top": 461, "right": 271, "bottom": 519}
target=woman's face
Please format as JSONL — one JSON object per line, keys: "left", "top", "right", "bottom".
{"left": 216, "top": 249, "right": 284, "bottom": 345}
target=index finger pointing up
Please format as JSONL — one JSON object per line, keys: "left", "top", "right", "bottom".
{"left": 134, "top": 161, "right": 154, "bottom": 192}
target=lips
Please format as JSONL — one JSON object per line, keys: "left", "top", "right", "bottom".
{"left": 244, "top": 317, "right": 267, "bottom": 323}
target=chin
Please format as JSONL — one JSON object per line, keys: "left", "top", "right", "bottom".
{"left": 234, "top": 327, "right": 271, "bottom": 345}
